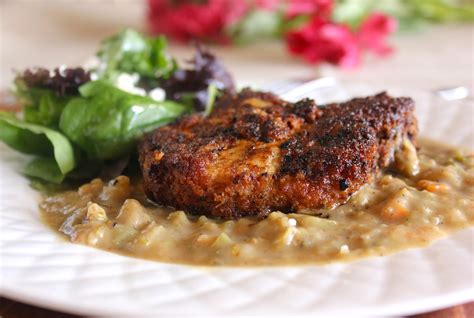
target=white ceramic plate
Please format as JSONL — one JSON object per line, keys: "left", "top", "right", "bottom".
{"left": 1, "top": 86, "right": 473, "bottom": 317}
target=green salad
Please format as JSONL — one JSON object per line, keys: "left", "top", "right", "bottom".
{"left": 0, "top": 29, "right": 235, "bottom": 184}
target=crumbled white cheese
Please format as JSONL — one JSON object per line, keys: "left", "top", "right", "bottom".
{"left": 340, "top": 244, "right": 350, "bottom": 254}
{"left": 149, "top": 87, "right": 166, "bottom": 101}
{"left": 116, "top": 73, "right": 146, "bottom": 96}
{"left": 131, "top": 105, "right": 145, "bottom": 114}
{"left": 283, "top": 227, "right": 297, "bottom": 246}
{"left": 288, "top": 218, "right": 297, "bottom": 227}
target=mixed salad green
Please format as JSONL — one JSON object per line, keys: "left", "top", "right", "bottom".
{"left": 0, "top": 29, "right": 235, "bottom": 184}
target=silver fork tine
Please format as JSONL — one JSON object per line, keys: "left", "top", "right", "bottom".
{"left": 280, "top": 77, "right": 337, "bottom": 102}
{"left": 272, "top": 83, "right": 302, "bottom": 96}
{"left": 262, "top": 80, "right": 300, "bottom": 95}
{"left": 434, "top": 86, "right": 470, "bottom": 101}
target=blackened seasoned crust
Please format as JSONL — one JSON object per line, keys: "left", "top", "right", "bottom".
{"left": 139, "top": 89, "right": 418, "bottom": 219}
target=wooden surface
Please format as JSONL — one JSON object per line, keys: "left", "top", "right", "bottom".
{"left": 0, "top": 297, "right": 472, "bottom": 317}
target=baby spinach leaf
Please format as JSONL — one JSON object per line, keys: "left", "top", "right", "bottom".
{"left": 59, "top": 80, "right": 190, "bottom": 160}
{"left": 0, "top": 112, "right": 76, "bottom": 177}
{"left": 24, "top": 157, "right": 65, "bottom": 184}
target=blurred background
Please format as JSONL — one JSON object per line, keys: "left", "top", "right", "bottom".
{"left": 1, "top": 0, "right": 473, "bottom": 91}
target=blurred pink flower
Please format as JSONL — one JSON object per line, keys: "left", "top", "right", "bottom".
{"left": 254, "top": 0, "right": 281, "bottom": 10}
{"left": 357, "top": 12, "right": 397, "bottom": 55}
{"left": 147, "top": 0, "right": 248, "bottom": 43}
{"left": 286, "top": 17, "right": 360, "bottom": 68}
{"left": 286, "top": 0, "right": 333, "bottom": 18}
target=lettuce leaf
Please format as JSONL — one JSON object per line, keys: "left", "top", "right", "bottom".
{"left": 14, "top": 68, "right": 91, "bottom": 127}
{"left": 96, "top": 29, "right": 175, "bottom": 82}
{"left": 204, "top": 83, "right": 219, "bottom": 117}
{"left": 15, "top": 79, "right": 70, "bottom": 127}
{"left": 59, "top": 80, "right": 190, "bottom": 160}
{"left": 160, "top": 45, "right": 235, "bottom": 111}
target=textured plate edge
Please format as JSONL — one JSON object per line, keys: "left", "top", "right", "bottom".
{"left": 2, "top": 281, "right": 473, "bottom": 317}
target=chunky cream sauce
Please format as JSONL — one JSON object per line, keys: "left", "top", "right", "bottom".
{"left": 41, "top": 139, "right": 474, "bottom": 266}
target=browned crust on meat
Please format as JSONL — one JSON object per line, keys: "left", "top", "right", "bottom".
{"left": 139, "top": 89, "right": 418, "bottom": 219}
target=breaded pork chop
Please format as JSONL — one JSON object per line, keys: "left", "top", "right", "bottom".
{"left": 139, "top": 90, "right": 417, "bottom": 219}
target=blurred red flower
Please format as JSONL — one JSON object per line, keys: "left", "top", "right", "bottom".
{"left": 286, "top": 0, "right": 333, "bottom": 18}
{"left": 357, "top": 12, "right": 397, "bottom": 55}
{"left": 147, "top": 0, "right": 248, "bottom": 43}
{"left": 255, "top": 0, "right": 281, "bottom": 10}
{"left": 286, "top": 17, "right": 360, "bottom": 68}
